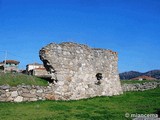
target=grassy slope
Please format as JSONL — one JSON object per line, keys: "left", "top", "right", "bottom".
{"left": 0, "top": 73, "right": 48, "bottom": 86}
{"left": 0, "top": 88, "right": 160, "bottom": 120}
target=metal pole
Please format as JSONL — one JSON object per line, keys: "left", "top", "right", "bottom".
{"left": 4, "top": 51, "right": 7, "bottom": 73}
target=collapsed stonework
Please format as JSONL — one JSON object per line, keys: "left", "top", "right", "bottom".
{"left": 39, "top": 42, "right": 123, "bottom": 100}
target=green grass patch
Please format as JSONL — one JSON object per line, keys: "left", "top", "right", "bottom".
{"left": 0, "top": 88, "right": 160, "bottom": 120}
{"left": 0, "top": 73, "right": 48, "bottom": 86}
{"left": 121, "top": 80, "right": 160, "bottom": 84}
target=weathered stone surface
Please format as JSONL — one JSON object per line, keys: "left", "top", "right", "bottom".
{"left": 30, "top": 89, "right": 36, "bottom": 94}
{"left": 22, "top": 88, "right": 30, "bottom": 93}
{"left": 0, "top": 97, "right": 6, "bottom": 101}
{"left": 29, "top": 98, "right": 38, "bottom": 101}
{"left": 0, "top": 94, "right": 6, "bottom": 98}
{"left": 36, "top": 93, "right": 42, "bottom": 97}
{"left": 37, "top": 89, "right": 43, "bottom": 93}
{"left": 6, "top": 96, "right": 14, "bottom": 101}
{"left": 5, "top": 89, "right": 9, "bottom": 92}
{"left": 23, "top": 97, "right": 30, "bottom": 101}
{"left": 11, "top": 91, "right": 18, "bottom": 97}
{"left": 6, "top": 92, "right": 11, "bottom": 97}
{"left": 0, "top": 90, "right": 6, "bottom": 94}
{"left": 122, "top": 82, "right": 160, "bottom": 92}
{"left": 14, "top": 96, "right": 23, "bottom": 102}
{"left": 45, "top": 94, "right": 55, "bottom": 100}
{"left": 21, "top": 93, "right": 36, "bottom": 98}
{"left": 0, "top": 85, "right": 10, "bottom": 90}
{"left": 0, "top": 81, "right": 159, "bottom": 102}
{"left": 10, "top": 87, "right": 17, "bottom": 91}
{"left": 39, "top": 42, "right": 123, "bottom": 100}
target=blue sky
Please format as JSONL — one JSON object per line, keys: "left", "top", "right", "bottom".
{"left": 0, "top": 0, "right": 160, "bottom": 73}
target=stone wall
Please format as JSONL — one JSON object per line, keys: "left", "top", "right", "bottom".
{"left": 39, "top": 42, "right": 123, "bottom": 100}
{"left": 0, "top": 82, "right": 159, "bottom": 102}
{"left": 122, "top": 82, "right": 160, "bottom": 92}
{"left": 0, "top": 84, "right": 55, "bottom": 102}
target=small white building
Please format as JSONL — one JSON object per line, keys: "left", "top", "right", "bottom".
{"left": 26, "top": 63, "right": 49, "bottom": 77}
{"left": 26, "top": 63, "right": 44, "bottom": 72}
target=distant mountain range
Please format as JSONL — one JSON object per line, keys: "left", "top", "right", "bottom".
{"left": 119, "top": 70, "right": 160, "bottom": 80}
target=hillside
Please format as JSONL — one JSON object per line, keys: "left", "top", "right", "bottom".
{"left": 120, "top": 70, "right": 160, "bottom": 80}
{"left": 144, "top": 70, "right": 160, "bottom": 79}
{"left": 0, "top": 73, "right": 48, "bottom": 86}
{"left": 119, "top": 71, "right": 142, "bottom": 80}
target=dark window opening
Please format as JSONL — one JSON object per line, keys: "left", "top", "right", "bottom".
{"left": 95, "top": 73, "right": 103, "bottom": 85}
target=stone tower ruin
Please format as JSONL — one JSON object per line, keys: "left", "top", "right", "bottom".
{"left": 39, "top": 42, "right": 123, "bottom": 100}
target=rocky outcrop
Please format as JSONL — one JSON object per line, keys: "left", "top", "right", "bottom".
{"left": 39, "top": 42, "right": 123, "bottom": 100}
